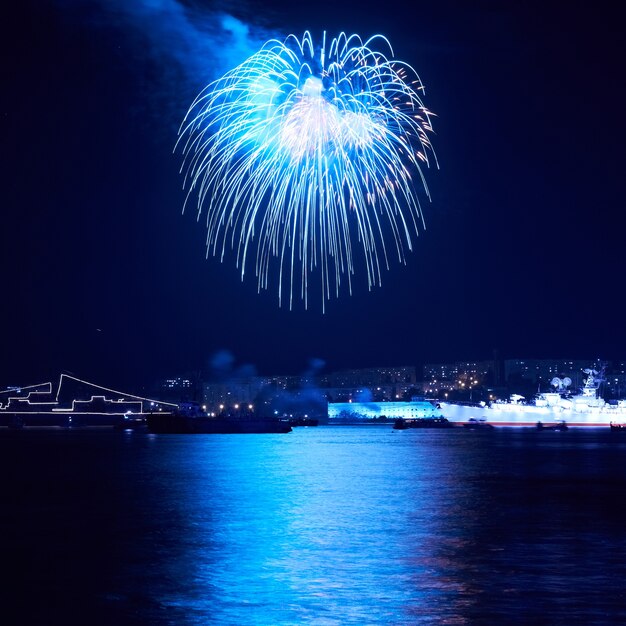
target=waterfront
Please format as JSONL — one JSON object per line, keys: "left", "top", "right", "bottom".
{"left": 2, "top": 426, "right": 626, "bottom": 624}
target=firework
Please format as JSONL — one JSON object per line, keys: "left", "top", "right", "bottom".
{"left": 177, "top": 31, "right": 436, "bottom": 310}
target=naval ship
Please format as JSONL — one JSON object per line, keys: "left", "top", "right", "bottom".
{"left": 440, "top": 367, "right": 626, "bottom": 427}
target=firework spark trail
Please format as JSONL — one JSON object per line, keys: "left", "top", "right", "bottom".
{"left": 177, "top": 31, "right": 436, "bottom": 310}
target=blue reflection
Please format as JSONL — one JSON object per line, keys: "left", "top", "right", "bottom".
{"left": 3, "top": 427, "right": 626, "bottom": 624}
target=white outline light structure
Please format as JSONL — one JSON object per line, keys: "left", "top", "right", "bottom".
{"left": 0, "top": 374, "right": 177, "bottom": 427}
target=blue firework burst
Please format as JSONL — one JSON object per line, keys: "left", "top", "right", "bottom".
{"left": 177, "top": 31, "right": 436, "bottom": 310}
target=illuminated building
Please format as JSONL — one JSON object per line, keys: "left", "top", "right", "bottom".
{"left": 328, "top": 399, "right": 440, "bottom": 422}
{"left": 503, "top": 359, "right": 603, "bottom": 388}
{"left": 202, "top": 379, "right": 266, "bottom": 411}
{"left": 423, "top": 360, "right": 494, "bottom": 388}
{"left": 320, "top": 366, "right": 417, "bottom": 388}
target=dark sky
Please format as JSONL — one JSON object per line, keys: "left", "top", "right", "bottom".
{"left": 2, "top": 0, "right": 625, "bottom": 388}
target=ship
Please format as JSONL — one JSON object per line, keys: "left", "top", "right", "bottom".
{"left": 0, "top": 374, "right": 177, "bottom": 428}
{"left": 146, "top": 402, "right": 292, "bottom": 434}
{"left": 393, "top": 417, "right": 453, "bottom": 430}
{"left": 282, "top": 416, "right": 319, "bottom": 427}
{"left": 440, "top": 367, "right": 626, "bottom": 428}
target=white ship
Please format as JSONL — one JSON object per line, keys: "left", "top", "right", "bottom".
{"left": 440, "top": 367, "right": 626, "bottom": 427}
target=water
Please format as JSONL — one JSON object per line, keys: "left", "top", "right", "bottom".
{"left": 2, "top": 426, "right": 626, "bottom": 624}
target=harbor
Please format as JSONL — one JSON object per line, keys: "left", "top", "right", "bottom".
{"left": 3, "top": 365, "right": 626, "bottom": 432}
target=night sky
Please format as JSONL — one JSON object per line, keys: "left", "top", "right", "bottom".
{"left": 3, "top": 0, "right": 625, "bottom": 389}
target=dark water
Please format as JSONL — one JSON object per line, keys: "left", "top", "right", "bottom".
{"left": 2, "top": 426, "right": 626, "bottom": 625}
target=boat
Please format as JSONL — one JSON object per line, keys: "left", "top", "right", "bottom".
{"left": 114, "top": 418, "right": 148, "bottom": 432}
{"left": 535, "top": 420, "right": 568, "bottom": 431}
{"left": 282, "top": 417, "right": 319, "bottom": 427}
{"left": 441, "top": 367, "right": 626, "bottom": 428}
{"left": 393, "top": 417, "right": 453, "bottom": 430}
{"left": 463, "top": 418, "right": 494, "bottom": 430}
{"left": 146, "top": 402, "right": 292, "bottom": 434}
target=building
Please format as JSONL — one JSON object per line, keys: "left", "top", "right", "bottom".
{"left": 423, "top": 360, "right": 495, "bottom": 386}
{"left": 605, "top": 362, "right": 626, "bottom": 399}
{"left": 202, "top": 377, "right": 267, "bottom": 412}
{"left": 199, "top": 365, "right": 419, "bottom": 414}
{"left": 156, "top": 375, "right": 197, "bottom": 403}
{"left": 319, "top": 366, "right": 420, "bottom": 404}
{"left": 422, "top": 361, "right": 495, "bottom": 400}
{"left": 328, "top": 399, "right": 440, "bottom": 422}
{"left": 320, "top": 366, "right": 417, "bottom": 388}
{"left": 503, "top": 359, "right": 603, "bottom": 389}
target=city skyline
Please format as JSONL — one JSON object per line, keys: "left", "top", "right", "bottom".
{"left": 158, "top": 355, "right": 626, "bottom": 400}
{"left": 3, "top": 0, "right": 625, "bottom": 389}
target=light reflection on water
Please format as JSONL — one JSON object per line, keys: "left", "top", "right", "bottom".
{"left": 2, "top": 426, "right": 626, "bottom": 624}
